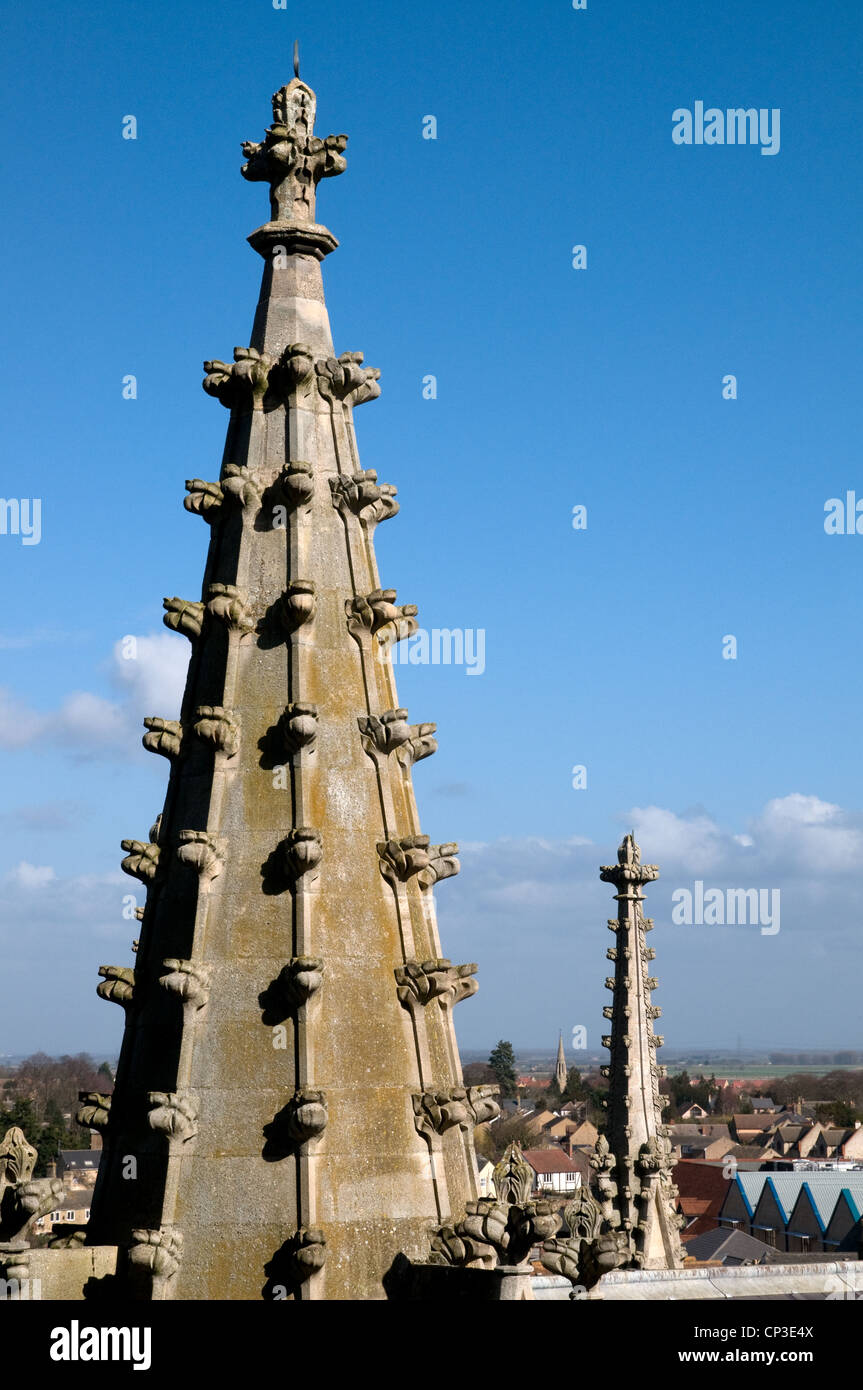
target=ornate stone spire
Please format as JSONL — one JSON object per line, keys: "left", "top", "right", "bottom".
{"left": 596, "top": 833, "right": 683, "bottom": 1269}
{"left": 554, "top": 1032, "right": 567, "bottom": 1093}
{"left": 541, "top": 834, "right": 683, "bottom": 1290}
{"left": 85, "top": 70, "right": 490, "bottom": 1301}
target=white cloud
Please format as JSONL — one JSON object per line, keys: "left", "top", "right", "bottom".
{"left": 0, "top": 687, "right": 47, "bottom": 748}
{"left": 0, "top": 633, "right": 189, "bottom": 758}
{"left": 109, "top": 633, "right": 189, "bottom": 715}
{"left": 0, "top": 863, "right": 133, "bottom": 1053}
{"left": 435, "top": 797, "right": 863, "bottom": 1051}
{"left": 624, "top": 805, "right": 729, "bottom": 872}
{"left": 7, "top": 861, "right": 57, "bottom": 889}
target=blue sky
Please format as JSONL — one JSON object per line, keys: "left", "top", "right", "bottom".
{"left": 1, "top": 0, "right": 862, "bottom": 1057}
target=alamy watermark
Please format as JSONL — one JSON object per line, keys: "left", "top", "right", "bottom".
{"left": 672, "top": 103, "right": 780, "bottom": 156}
{"left": 824, "top": 492, "right": 863, "bottom": 534}
{"left": 378, "top": 628, "right": 485, "bottom": 676}
{"left": 671, "top": 881, "right": 780, "bottom": 936}
{"left": 0, "top": 1277, "right": 41, "bottom": 1300}
{"left": 0, "top": 498, "right": 41, "bottom": 545}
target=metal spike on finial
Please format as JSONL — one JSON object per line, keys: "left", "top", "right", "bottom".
{"left": 293, "top": 39, "right": 300, "bottom": 79}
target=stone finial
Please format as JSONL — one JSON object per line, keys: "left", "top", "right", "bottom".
{"left": 424, "top": 842, "right": 460, "bottom": 887}
{"left": 76, "top": 1093, "right": 111, "bottom": 1131}
{"left": 162, "top": 596, "right": 204, "bottom": 641}
{"left": 636, "top": 1134, "right": 673, "bottom": 1176}
{"left": 176, "top": 831, "right": 226, "bottom": 887}
{"left": 147, "top": 1092, "right": 198, "bottom": 1142}
{"left": 120, "top": 838, "right": 161, "bottom": 883}
{"left": 277, "top": 703, "right": 318, "bottom": 755}
{"left": 396, "top": 723, "right": 438, "bottom": 768}
{"left": 357, "top": 709, "right": 437, "bottom": 765}
{"left": 316, "top": 352, "right": 381, "bottom": 407}
{"left": 271, "top": 957, "right": 324, "bottom": 1010}
{"left": 278, "top": 343, "right": 316, "bottom": 393}
{"left": 184, "top": 478, "right": 225, "bottom": 521}
{"left": 276, "top": 580, "right": 317, "bottom": 633}
{"left": 492, "top": 1142, "right": 534, "bottom": 1207}
{"left": 221, "top": 463, "right": 263, "bottom": 509}
{"left": 184, "top": 467, "right": 263, "bottom": 519}
{"left": 287, "top": 1227, "right": 327, "bottom": 1281}
{"left": 377, "top": 835, "right": 460, "bottom": 890}
{"left": 412, "top": 1089, "right": 472, "bottom": 1141}
{"left": 0, "top": 1126, "right": 37, "bottom": 1204}
{"left": 377, "top": 835, "right": 430, "bottom": 886}
{"left": 264, "top": 1227, "right": 327, "bottom": 1297}
{"left": 193, "top": 706, "right": 240, "bottom": 758}
{"left": 272, "top": 461, "right": 314, "bottom": 509}
{"left": 345, "top": 589, "right": 418, "bottom": 645}
{"left": 97, "top": 965, "right": 135, "bottom": 1008}
{"left": 159, "top": 959, "right": 212, "bottom": 1013}
{"left": 276, "top": 1089, "right": 328, "bottom": 1145}
{"left": 280, "top": 827, "right": 323, "bottom": 883}
{"left": 467, "top": 1085, "right": 501, "bottom": 1126}
{"left": 0, "top": 1248, "right": 32, "bottom": 1284}
{"left": 412, "top": 1084, "right": 500, "bottom": 1143}
{"left": 600, "top": 832, "right": 659, "bottom": 890}
{"left": 202, "top": 346, "right": 275, "bottom": 412}
{"left": 0, "top": 1177, "right": 66, "bottom": 1244}
{"left": 127, "top": 1228, "right": 184, "bottom": 1300}
{"left": 394, "top": 960, "right": 477, "bottom": 1013}
{"left": 330, "top": 470, "right": 398, "bottom": 527}
{"left": 430, "top": 1191, "right": 559, "bottom": 1270}
{"left": 206, "top": 583, "right": 256, "bottom": 635}
{"left": 540, "top": 1186, "right": 628, "bottom": 1291}
{"left": 241, "top": 78, "right": 347, "bottom": 223}
{"left": 142, "top": 717, "right": 183, "bottom": 760}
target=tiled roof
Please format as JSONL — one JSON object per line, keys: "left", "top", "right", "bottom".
{"left": 674, "top": 1160, "right": 731, "bottom": 1237}
{"left": 48, "top": 1189, "right": 92, "bottom": 1214}
{"left": 58, "top": 1150, "right": 99, "bottom": 1169}
{"left": 685, "top": 1227, "right": 778, "bottom": 1265}
{"left": 522, "top": 1148, "right": 580, "bottom": 1174}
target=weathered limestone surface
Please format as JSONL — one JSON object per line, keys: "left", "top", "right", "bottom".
{"left": 86, "top": 74, "right": 487, "bottom": 1300}
{"left": 0, "top": 1246, "right": 119, "bottom": 1301}
{"left": 591, "top": 1260, "right": 863, "bottom": 1300}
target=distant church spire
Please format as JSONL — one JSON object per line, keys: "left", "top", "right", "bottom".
{"left": 554, "top": 1031, "right": 567, "bottom": 1093}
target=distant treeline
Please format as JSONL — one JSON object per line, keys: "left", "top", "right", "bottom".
{"left": 0, "top": 1052, "right": 114, "bottom": 1177}
{"left": 767, "top": 1052, "right": 863, "bottom": 1066}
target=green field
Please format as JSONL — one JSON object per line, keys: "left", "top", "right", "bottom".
{"left": 674, "top": 1061, "right": 863, "bottom": 1079}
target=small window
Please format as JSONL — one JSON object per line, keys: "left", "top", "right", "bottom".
{"left": 85, "top": 1209, "right": 91, "bottom": 1220}
{"left": 50, "top": 1211, "right": 60, "bottom": 1222}
{"left": 65, "top": 1210, "right": 74, "bottom": 1220}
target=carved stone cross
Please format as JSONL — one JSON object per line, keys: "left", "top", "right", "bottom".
{"left": 241, "top": 78, "right": 348, "bottom": 223}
